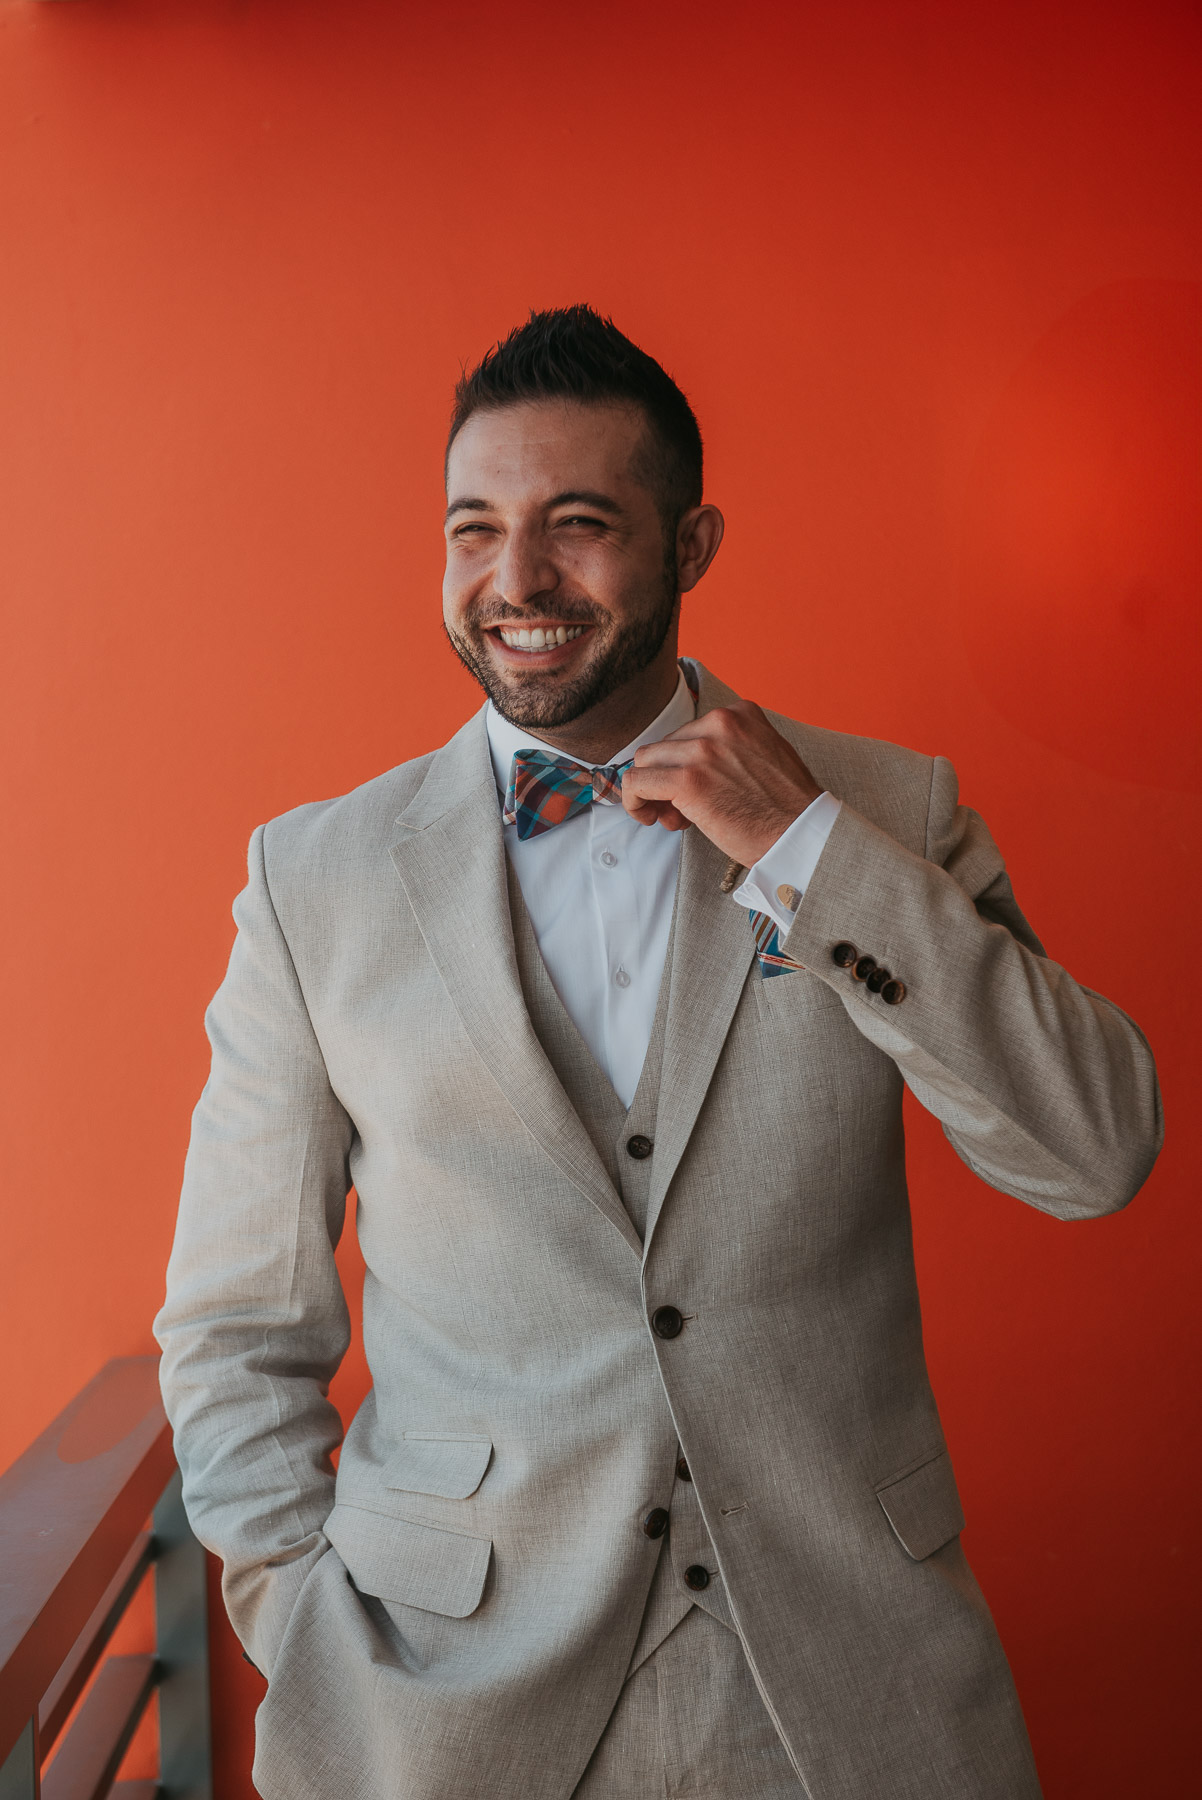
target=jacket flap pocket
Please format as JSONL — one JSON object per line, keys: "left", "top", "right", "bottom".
{"left": 384, "top": 1433, "right": 493, "bottom": 1499}
{"left": 326, "top": 1502, "right": 492, "bottom": 1617}
{"left": 874, "top": 1450, "right": 965, "bottom": 1561}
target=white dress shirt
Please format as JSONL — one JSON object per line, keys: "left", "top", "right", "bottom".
{"left": 487, "top": 661, "right": 840, "bottom": 1105}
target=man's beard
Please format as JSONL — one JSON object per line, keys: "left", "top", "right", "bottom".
{"left": 445, "top": 572, "right": 679, "bottom": 732}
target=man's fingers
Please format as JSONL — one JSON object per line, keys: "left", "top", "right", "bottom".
{"left": 622, "top": 763, "right": 695, "bottom": 803}
{"left": 623, "top": 791, "right": 691, "bottom": 832}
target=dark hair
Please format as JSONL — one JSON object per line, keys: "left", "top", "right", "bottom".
{"left": 447, "top": 305, "right": 703, "bottom": 525}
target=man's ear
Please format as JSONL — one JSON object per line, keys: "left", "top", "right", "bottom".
{"left": 676, "top": 504, "right": 725, "bottom": 592}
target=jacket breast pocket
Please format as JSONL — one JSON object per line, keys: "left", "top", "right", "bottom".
{"left": 326, "top": 1500, "right": 492, "bottom": 1617}
{"left": 752, "top": 966, "right": 846, "bottom": 1022}
{"left": 873, "top": 1449, "right": 965, "bottom": 1561}
{"left": 383, "top": 1431, "right": 493, "bottom": 1499}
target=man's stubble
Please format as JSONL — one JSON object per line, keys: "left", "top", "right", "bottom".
{"left": 444, "top": 559, "right": 681, "bottom": 733}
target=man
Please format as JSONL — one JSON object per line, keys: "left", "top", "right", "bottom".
{"left": 156, "top": 306, "right": 1161, "bottom": 1800}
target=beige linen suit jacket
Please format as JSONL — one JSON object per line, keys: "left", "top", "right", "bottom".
{"left": 155, "top": 661, "right": 1161, "bottom": 1800}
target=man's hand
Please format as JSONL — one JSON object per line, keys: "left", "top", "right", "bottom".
{"left": 622, "top": 700, "right": 823, "bottom": 867}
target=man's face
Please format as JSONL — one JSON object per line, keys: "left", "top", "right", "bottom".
{"left": 442, "top": 399, "right": 679, "bottom": 731}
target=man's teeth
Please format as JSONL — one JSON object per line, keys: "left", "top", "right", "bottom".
{"left": 498, "top": 625, "right": 586, "bottom": 650}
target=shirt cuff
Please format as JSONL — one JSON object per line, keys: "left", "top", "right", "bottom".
{"left": 732, "top": 792, "right": 842, "bottom": 935}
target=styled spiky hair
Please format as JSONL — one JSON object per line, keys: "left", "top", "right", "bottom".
{"left": 447, "top": 305, "right": 703, "bottom": 523}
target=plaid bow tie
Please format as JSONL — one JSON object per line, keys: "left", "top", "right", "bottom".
{"left": 503, "top": 748, "right": 634, "bottom": 842}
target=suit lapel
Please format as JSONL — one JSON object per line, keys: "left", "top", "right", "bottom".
{"left": 389, "top": 710, "right": 641, "bottom": 1258}
{"left": 643, "top": 661, "right": 759, "bottom": 1246}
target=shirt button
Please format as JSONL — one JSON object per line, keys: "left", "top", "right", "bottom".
{"left": 600, "top": 849, "right": 618, "bottom": 867}
{"left": 642, "top": 1507, "right": 670, "bottom": 1539}
{"left": 614, "top": 967, "right": 631, "bottom": 989}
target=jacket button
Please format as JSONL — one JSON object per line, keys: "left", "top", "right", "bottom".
{"left": 851, "top": 955, "right": 876, "bottom": 982}
{"left": 651, "top": 1305, "right": 684, "bottom": 1339}
{"left": 642, "top": 1507, "right": 669, "bottom": 1539}
{"left": 831, "top": 941, "right": 857, "bottom": 968}
{"left": 865, "top": 965, "right": 890, "bottom": 993}
{"left": 881, "top": 979, "right": 907, "bottom": 1005}
{"left": 626, "top": 1134, "right": 653, "bottom": 1160}
{"left": 676, "top": 1457, "right": 692, "bottom": 1482}
{"left": 684, "top": 1564, "right": 710, "bottom": 1590}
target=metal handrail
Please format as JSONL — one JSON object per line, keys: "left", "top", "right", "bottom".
{"left": 0, "top": 1359, "right": 211, "bottom": 1799}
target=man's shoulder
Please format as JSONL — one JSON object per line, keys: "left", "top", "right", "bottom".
{"left": 765, "top": 707, "right": 938, "bottom": 835}
{"left": 256, "top": 746, "right": 442, "bottom": 879}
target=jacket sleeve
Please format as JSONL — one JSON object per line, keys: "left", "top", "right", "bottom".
{"left": 154, "top": 823, "right": 354, "bottom": 1675}
{"left": 782, "top": 755, "right": 1163, "bottom": 1219}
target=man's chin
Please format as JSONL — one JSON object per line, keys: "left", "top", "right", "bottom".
{"left": 446, "top": 610, "right": 677, "bottom": 732}
{"left": 446, "top": 629, "right": 604, "bottom": 729}
{"left": 486, "top": 670, "right": 601, "bottom": 731}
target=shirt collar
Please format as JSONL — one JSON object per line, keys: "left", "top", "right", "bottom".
{"left": 485, "top": 663, "right": 697, "bottom": 800}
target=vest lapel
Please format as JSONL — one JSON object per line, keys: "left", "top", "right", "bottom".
{"left": 389, "top": 709, "right": 641, "bottom": 1258}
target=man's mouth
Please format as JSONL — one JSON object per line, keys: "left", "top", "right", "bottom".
{"left": 485, "top": 623, "right": 591, "bottom": 655}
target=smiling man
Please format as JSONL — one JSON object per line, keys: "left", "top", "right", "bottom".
{"left": 156, "top": 306, "right": 1161, "bottom": 1800}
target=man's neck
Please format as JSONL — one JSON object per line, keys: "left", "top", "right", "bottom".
{"left": 516, "top": 645, "right": 682, "bottom": 764}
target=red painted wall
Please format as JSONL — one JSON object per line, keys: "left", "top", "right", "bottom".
{"left": 1, "top": 2, "right": 1197, "bottom": 1793}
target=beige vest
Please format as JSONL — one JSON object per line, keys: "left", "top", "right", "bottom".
{"left": 506, "top": 862, "right": 738, "bottom": 1670}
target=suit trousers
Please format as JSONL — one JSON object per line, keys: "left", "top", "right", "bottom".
{"left": 571, "top": 1604, "right": 807, "bottom": 1799}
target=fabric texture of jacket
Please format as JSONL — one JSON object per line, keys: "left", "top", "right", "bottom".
{"left": 155, "top": 660, "right": 1162, "bottom": 1800}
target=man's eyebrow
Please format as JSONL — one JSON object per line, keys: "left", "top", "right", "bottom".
{"left": 444, "top": 497, "right": 492, "bottom": 524}
{"left": 547, "top": 490, "right": 624, "bottom": 516}
{"left": 443, "top": 489, "right": 626, "bottom": 526}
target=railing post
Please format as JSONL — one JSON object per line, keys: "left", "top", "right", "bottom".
{"left": 0, "top": 1718, "right": 38, "bottom": 1800}
{"left": 153, "top": 1473, "right": 211, "bottom": 1800}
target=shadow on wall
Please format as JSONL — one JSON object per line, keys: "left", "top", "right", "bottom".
{"left": 961, "top": 278, "right": 1201, "bottom": 795}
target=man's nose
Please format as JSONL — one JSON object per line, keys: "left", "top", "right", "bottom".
{"left": 492, "top": 528, "right": 558, "bottom": 607}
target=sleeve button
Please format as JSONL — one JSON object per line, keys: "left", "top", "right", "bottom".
{"left": 831, "top": 941, "right": 858, "bottom": 968}
{"left": 881, "top": 979, "right": 907, "bottom": 1005}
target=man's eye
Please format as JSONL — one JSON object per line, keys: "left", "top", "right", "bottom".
{"left": 454, "top": 522, "right": 492, "bottom": 537}
{"left": 558, "top": 515, "right": 606, "bottom": 529}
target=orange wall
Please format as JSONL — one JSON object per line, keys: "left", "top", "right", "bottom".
{"left": 1, "top": 2, "right": 1198, "bottom": 1794}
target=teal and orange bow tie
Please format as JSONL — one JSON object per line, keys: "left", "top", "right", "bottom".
{"left": 503, "top": 748, "right": 634, "bottom": 841}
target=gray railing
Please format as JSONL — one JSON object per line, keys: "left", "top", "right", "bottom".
{"left": 0, "top": 1359, "right": 211, "bottom": 1800}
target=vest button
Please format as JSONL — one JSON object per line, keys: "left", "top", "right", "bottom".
{"left": 676, "top": 1457, "right": 692, "bottom": 1482}
{"left": 684, "top": 1564, "right": 710, "bottom": 1591}
{"left": 642, "top": 1507, "right": 669, "bottom": 1539}
{"left": 626, "top": 1134, "right": 653, "bottom": 1160}
{"left": 831, "top": 941, "right": 858, "bottom": 968}
{"left": 652, "top": 1305, "right": 684, "bottom": 1339}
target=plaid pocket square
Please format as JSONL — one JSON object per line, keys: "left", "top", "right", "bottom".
{"left": 749, "top": 909, "right": 805, "bottom": 978}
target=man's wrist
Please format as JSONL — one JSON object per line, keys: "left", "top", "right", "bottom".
{"left": 733, "top": 792, "right": 842, "bottom": 932}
